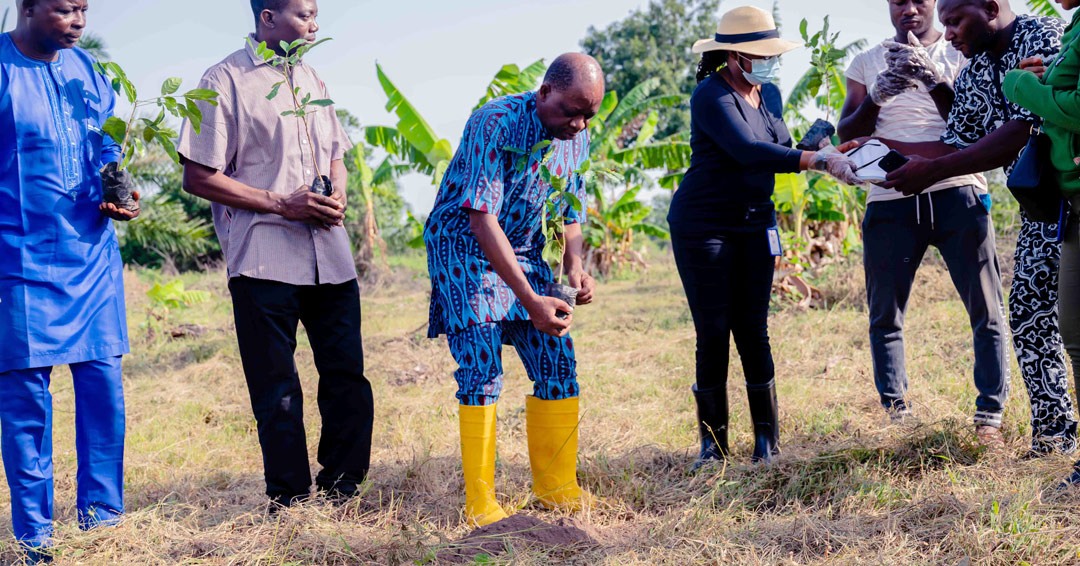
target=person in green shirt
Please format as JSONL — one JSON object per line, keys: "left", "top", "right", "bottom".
{"left": 1002, "top": 0, "right": 1080, "bottom": 486}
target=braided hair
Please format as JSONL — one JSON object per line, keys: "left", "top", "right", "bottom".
{"left": 695, "top": 50, "right": 728, "bottom": 83}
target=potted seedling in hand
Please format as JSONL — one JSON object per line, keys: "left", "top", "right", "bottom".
{"left": 250, "top": 37, "right": 336, "bottom": 196}
{"left": 507, "top": 141, "right": 592, "bottom": 320}
{"left": 95, "top": 62, "right": 219, "bottom": 217}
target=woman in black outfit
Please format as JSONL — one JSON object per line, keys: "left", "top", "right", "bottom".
{"left": 671, "top": 6, "right": 863, "bottom": 467}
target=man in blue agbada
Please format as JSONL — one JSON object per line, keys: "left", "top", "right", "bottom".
{"left": 424, "top": 53, "right": 602, "bottom": 527}
{"left": 0, "top": 0, "right": 138, "bottom": 555}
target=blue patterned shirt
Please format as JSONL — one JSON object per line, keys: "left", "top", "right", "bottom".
{"left": 424, "top": 91, "right": 590, "bottom": 336}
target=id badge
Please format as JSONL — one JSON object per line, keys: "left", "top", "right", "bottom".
{"left": 767, "top": 227, "right": 783, "bottom": 257}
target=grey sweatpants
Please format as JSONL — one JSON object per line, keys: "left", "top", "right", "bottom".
{"left": 863, "top": 185, "right": 1010, "bottom": 427}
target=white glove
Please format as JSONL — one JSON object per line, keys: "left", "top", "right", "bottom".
{"left": 810, "top": 145, "right": 865, "bottom": 186}
{"left": 884, "top": 31, "right": 947, "bottom": 91}
{"left": 869, "top": 69, "right": 917, "bottom": 107}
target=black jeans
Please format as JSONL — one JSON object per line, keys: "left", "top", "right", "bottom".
{"left": 863, "top": 187, "right": 1010, "bottom": 427}
{"left": 671, "top": 229, "right": 776, "bottom": 389}
{"left": 228, "top": 276, "right": 373, "bottom": 501}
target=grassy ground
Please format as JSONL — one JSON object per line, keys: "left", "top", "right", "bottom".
{"left": 3, "top": 245, "right": 1080, "bottom": 565}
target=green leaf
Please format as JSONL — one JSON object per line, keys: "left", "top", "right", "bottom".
{"left": 307, "top": 98, "right": 334, "bottom": 107}
{"left": 374, "top": 63, "right": 454, "bottom": 183}
{"left": 185, "top": 99, "right": 203, "bottom": 134}
{"left": 102, "top": 116, "right": 127, "bottom": 145}
{"left": 529, "top": 140, "right": 552, "bottom": 155}
{"left": 563, "top": 191, "right": 582, "bottom": 212}
{"left": 182, "top": 88, "right": 219, "bottom": 102}
{"left": 473, "top": 58, "right": 547, "bottom": 111}
{"left": 267, "top": 81, "right": 283, "bottom": 101}
{"left": 161, "top": 77, "right": 182, "bottom": 96}
{"left": 596, "top": 91, "right": 619, "bottom": 123}
{"left": 634, "top": 223, "right": 669, "bottom": 239}
{"left": 156, "top": 132, "right": 180, "bottom": 164}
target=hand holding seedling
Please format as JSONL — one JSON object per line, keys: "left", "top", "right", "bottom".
{"left": 94, "top": 62, "right": 219, "bottom": 218}
{"left": 567, "top": 270, "right": 595, "bottom": 305}
{"left": 276, "top": 187, "right": 345, "bottom": 227}
{"left": 251, "top": 38, "right": 337, "bottom": 196}
{"left": 524, "top": 295, "right": 574, "bottom": 337}
{"left": 99, "top": 193, "right": 141, "bottom": 221}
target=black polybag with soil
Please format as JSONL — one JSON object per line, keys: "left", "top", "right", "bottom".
{"left": 101, "top": 162, "right": 139, "bottom": 213}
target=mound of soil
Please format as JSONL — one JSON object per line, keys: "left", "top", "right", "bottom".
{"left": 436, "top": 515, "right": 598, "bottom": 563}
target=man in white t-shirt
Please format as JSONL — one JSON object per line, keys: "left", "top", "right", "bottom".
{"left": 837, "top": 0, "right": 1009, "bottom": 446}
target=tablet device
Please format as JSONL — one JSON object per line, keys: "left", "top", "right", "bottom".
{"left": 845, "top": 140, "right": 893, "bottom": 184}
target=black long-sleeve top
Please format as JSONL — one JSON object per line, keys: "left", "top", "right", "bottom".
{"left": 668, "top": 73, "right": 803, "bottom": 235}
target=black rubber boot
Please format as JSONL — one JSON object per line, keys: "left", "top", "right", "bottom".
{"left": 1059, "top": 461, "right": 1080, "bottom": 490}
{"left": 691, "top": 384, "right": 729, "bottom": 470}
{"left": 747, "top": 380, "right": 780, "bottom": 463}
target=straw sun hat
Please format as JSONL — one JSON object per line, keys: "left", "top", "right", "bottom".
{"left": 692, "top": 6, "right": 801, "bottom": 57}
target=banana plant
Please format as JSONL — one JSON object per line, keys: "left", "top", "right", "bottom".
{"left": 581, "top": 77, "right": 690, "bottom": 276}
{"left": 343, "top": 140, "right": 413, "bottom": 272}
{"left": 364, "top": 63, "right": 455, "bottom": 185}
{"left": 1025, "top": 0, "right": 1062, "bottom": 17}
{"left": 474, "top": 60, "right": 547, "bottom": 111}
{"left": 583, "top": 184, "right": 669, "bottom": 276}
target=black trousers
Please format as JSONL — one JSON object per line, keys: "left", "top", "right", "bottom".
{"left": 228, "top": 276, "right": 373, "bottom": 501}
{"left": 671, "top": 229, "right": 776, "bottom": 389}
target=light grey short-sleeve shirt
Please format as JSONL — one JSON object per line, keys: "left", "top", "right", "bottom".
{"left": 177, "top": 36, "right": 356, "bottom": 286}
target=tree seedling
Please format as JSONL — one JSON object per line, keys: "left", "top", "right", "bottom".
{"left": 507, "top": 140, "right": 591, "bottom": 319}
{"left": 95, "top": 62, "right": 219, "bottom": 213}
{"left": 250, "top": 37, "right": 337, "bottom": 196}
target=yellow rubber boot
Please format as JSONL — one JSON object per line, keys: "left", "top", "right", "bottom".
{"left": 459, "top": 404, "right": 509, "bottom": 527}
{"left": 525, "top": 396, "right": 598, "bottom": 511}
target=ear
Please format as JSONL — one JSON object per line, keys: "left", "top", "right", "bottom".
{"left": 984, "top": 0, "right": 1000, "bottom": 20}
{"left": 259, "top": 9, "right": 275, "bottom": 29}
{"left": 537, "top": 84, "right": 551, "bottom": 102}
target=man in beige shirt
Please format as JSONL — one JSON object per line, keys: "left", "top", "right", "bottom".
{"left": 177, "top": 0, "right": 372, "bottom": 508}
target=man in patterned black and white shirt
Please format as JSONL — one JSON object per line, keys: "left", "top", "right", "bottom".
{"left": 882, "top": 0, "right": 1070, "bottom": 455}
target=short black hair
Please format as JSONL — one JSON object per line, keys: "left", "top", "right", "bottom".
{"left": 543, "top": 54, "right": 603, "bottom": 92}
{"left": 22, "top": 0, "right": 38, "bottom": 9}
{"left": 250, "top": 0, "right": 289, "bottom": 25}
{"left": 543, "top": 59, "right": 576, "bottom": 92}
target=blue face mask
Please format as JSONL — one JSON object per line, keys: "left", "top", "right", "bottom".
{"left": 738, "top": 54, "right": 781, "bottom": 86}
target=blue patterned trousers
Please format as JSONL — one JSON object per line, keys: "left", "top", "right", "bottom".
{"left": 447, "top": 321, "right": 578, "bottom": 406}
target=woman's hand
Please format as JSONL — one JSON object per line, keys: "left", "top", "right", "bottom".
{"left": 1019, "top": 56, "right": 1047, "bottom": 80}
{"left": 810, "top": 146, "right": 865, "bottom": 186}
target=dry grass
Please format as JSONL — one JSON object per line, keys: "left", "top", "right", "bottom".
{"left": 2, "top": 247, "right": 1080, "bottom": 565}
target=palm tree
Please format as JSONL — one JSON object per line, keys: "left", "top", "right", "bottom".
{"left": 76, "top": 32, "right": 109, "bottom": 61}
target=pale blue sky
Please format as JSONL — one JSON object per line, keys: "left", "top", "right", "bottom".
{"left": 15, "top": 0, "right": 1064, "bottom": 211}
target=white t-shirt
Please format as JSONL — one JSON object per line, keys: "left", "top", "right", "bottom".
{"left": 846, "top": 36, "right": 987, "bottom": 203}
